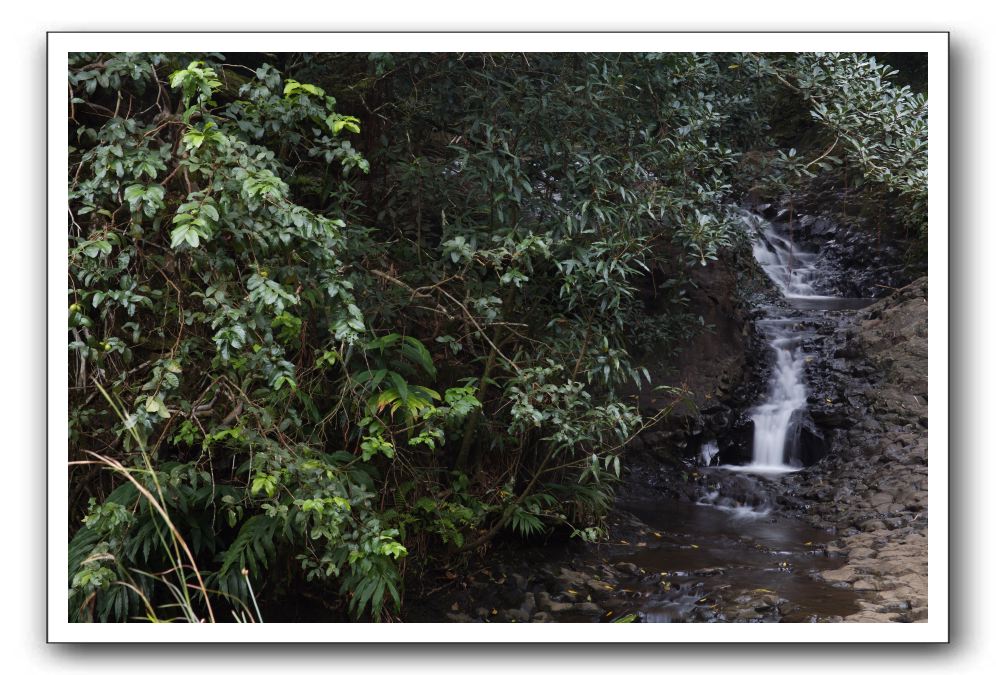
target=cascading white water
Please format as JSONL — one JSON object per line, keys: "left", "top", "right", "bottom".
{"left": 700, "top": 440, "right": 719, "bottom": 467}
{"left": 744, "top": 213, "right": 823, "bottom": 472}
{"left": 750, "top": 222, "right": 823, "bottom": 299}
{"left": 749, "top": 328, "right": 806, "bottom": 469}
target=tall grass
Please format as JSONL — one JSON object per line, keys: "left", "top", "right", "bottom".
{"left": 69, "top": 384, "right": 263, "bottom": 623}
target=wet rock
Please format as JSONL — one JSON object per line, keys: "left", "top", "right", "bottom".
{"left": 613, "top": 561, "right": 641, "bottom": 576}
{"left": 693, "top": 567, "right": 725, "bottom": 576}
{"left": 520, "top": 592, "right": 536, "bottom": 615}
{"left": 586, "top": 578, "right": 615, "bottom": 594}
{"left": 536, "top": 592, "right": 574, "bottom": 613}
{"left": 502, "top": 608, "right": 531, "bottom": 622}
{"left": 572, "top": 602, "right": 603, "bottom": 616}
{"left": 556, "top": 567, "right": 589, "bottom": 590}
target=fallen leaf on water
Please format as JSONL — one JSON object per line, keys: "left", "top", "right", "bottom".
{"left": 690, "top": 544, "right": 699, "bottom": 549}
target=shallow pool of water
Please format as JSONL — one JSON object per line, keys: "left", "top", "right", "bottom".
{"left": 611, "top": 495, "right": 859, "bottom": 622}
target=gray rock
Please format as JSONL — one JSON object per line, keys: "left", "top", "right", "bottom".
{"left": 572, "top": 602, "right": 603, "bottom": 616}
{"left": 502, "top": 608, "right": 531, "bottom": 622}
{"left": 520, "top": 592, "right": 536, "bottom": 614}
{"left": 613, "top": 561, "right": 640, "bottom": 576}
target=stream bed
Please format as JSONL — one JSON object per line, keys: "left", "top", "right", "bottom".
{"left": 600, "top": 492, "right": 859, "bottom": 622}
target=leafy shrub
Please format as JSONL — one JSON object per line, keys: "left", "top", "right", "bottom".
{"left": 67, "top": 50, "right": 927, "bottom": 622}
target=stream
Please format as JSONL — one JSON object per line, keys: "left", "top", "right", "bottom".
{"left": 601, "top": 210, "right": 878, "bottom": 622}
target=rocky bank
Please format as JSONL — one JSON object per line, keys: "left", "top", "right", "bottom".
{"left": 784, "top": 276, "right": 929, "bottom": 622}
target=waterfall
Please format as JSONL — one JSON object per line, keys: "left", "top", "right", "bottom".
{"left": 744, "top": 214, "right": 823, "bottom": 472}
{"left": 749, "top": 327, "right": 807, "bottom": 469}
{"left": 700, "top": 440, "right": 719, "bottom": 467}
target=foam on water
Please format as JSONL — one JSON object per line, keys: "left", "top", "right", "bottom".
{"left": 700, "top": 440, "right": 720, "bottom": 467}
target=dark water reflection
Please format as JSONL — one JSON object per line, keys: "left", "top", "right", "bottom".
{"left": 612, "top": 496, "right": 860, "bottom": 622}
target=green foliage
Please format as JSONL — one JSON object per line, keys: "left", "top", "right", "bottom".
{"left": 67, "top": 50, "right": 927, "bottom": 623}
{"left": 749, "top": 53, "right": 928, "bottom": 237}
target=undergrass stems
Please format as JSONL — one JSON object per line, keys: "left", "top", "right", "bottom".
{"left": 86, "top": 383, "right": 217, "bottom": 622}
